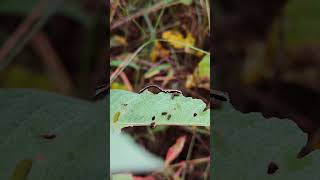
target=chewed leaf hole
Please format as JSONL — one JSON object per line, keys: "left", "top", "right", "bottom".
{"left": 267, "top": 162, "right": 279, "bottom": 175}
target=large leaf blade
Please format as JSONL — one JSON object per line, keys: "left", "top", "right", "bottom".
{"left": 213, "top": 101, "right": 320, "bottom": 179}
{"left": 0, "top": 89, "right": 166, "bottom": 178}
{"left": 0, "top": 89, "right": 107, "bottom": 179}
{"left": 110, "top": 90, "right": 210, "bottom": 131}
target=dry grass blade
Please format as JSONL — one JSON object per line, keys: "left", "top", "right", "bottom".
{"left": 0, "top": 0, "right": 63, "bottom": 70}
{"left": 0, "top": 0, "right": 48, "bottom": 64}
{"left": 111, "top": 1, "right": 178, "bottom": 30}
{"left": 31, "top": 31, "right": 74, "bottom": 95}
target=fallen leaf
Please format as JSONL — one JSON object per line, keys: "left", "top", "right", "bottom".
{"left": 150, "top": 41, "right": 170, "bottom": 62}
{"left": 165, "top": 135, "right": 187, "bottom": 166}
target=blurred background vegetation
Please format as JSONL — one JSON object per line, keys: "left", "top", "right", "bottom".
{"left": 0, "top": 0, "right": 107, "bottom": 99}
{"left": 213, "top": 0, "right": 320, "bottom": 135}
{"left": 110, "top": 0, "right": 210, "bottom": 179}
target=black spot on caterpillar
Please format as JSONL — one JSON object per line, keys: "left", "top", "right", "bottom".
{"left": 167, "top": 114, "right": 172, "bottom": 120}
{"left": 193, "top": 113, "right": 197, "bottom": 117}
{"left": 152, "top": 116, "right": 156, "bottom": 121}
{"left": 161, "top": 112, "right": 168, "bottom": 115}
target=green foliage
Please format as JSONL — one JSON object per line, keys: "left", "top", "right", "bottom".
{"left": 0, "top": 0, "right": 91, "bottom": 26}
{"left": 9, "top": 159, "right": 33, "bottom": 180}
{"left": 111, "top": 132, "right": 163, "bottom": 173}
{"left": 0, "top": 89, "right": 165, "bottom": 178}
{"left": 110, "top": 60, "right": 140, "bottom": 71}
{"left": 144, "top": 63, "right": 171, "bottom": 78}
{"left": 285, "top": 0, "right": 320, "bottom": 47}
{"left": 110, "top": 89, "right": 210, "bottom": 132}
{"left": 213, "top": 101, "right": 320, "bottom": 179}
{"left": 112, "top": 173, "right": 133, "bottom": 180}
{"left": 1, "top": 66, "right": 52, "bottom": 90}
{"left": 180, "top": 0, "right": 193, "bottom": 5}
{"left": 198, "top": 54, "right": 210, "bottom": 78}
{"left": 0, "top": 89, "right": 107, "bottom": 179}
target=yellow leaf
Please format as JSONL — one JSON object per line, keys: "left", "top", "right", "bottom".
{"left": 184, "top": 55, "right": 210, "bottom": 89}
{"left": 184, "top": 32, "right": 196, "bottom": 53}
{"left": 162, "top": 30, "right": 185, "bottom": 48}
{"left": 161, "top": 30, "right": 201, "bottom": 56}
{"left": 150, "top": 41, "right": 170, "bottom": 62}
{"left": 110, "top": 35, "right": 127, "bottom": 47}
{"left": 111, "top": 82, "right": 128, "bottom": 90}
{"left": 185, "top": 74, "right": 196, "bottom": 89}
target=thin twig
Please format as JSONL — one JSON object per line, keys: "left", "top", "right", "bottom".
{"left": 182, "top": 129, "right": 196, "bottom": 180}
{"left": 111, "top": 1, "right": 179, "bottom": 30}
{"left": 119, "top": 72, "right": 133, "bottom": 91}
{"left": 110, "top": 0, "right": 120, "bottom": 24}
{"left": 0, "top": 0, "right": 63, "bottom": 70}
{"left": 110, "top": 40, "right": 152, "bottom": 83}
{"left": 31, "top": 31, "right": 74, "bottom": 95}
{"left": 0, "top": 0, "right": 48, "bottom": 64}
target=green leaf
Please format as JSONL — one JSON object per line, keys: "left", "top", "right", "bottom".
{"left": 111, "top": 132, "right": 164, "bottom": 173}
{"left": 180, "top": 0, "right": 193, "bottom": 6}
{"left": 1, "top": 66, "right": 52, "bottom": 90}
{"left": 144, "top": 64, "right": 171, "bottom": 79}
{"left": 110, "top": 90, "right": 210, "bottom": 131}
{"left": 0, "top": 89, "right": 164, "bottom": 178}
{"left": 213, "top": 101, "right": 320, "bottom": 179}
{"left": 285, "top": 0, "right": 320, "bottom": 47}
{"left": 112, "top": 173, "right": 133, "bottom": 180}
{"left": 110, "top": 60, "right": 140, "bottom": 71}
{"left": 0, "top": 89, "right": 108, "bottom": 179}
{"left": 198, "top": 54, "right": 210, "bottom": 78}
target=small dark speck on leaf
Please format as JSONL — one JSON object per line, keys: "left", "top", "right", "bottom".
{"left": 122, "top": 103, "right": 128, "bottom": 106}
{"left": 267, "top": 162, "right": 279, "bottom": 174}
{"left": 40, "top": 134, "right": 56, "bottom": 140}
{"left": 161, "top": 112, "right": 168, "bottom": 115}
{"left": 167, "top": 114, "right": 172, "bottom": 120}
{"left": 193, "top": 113, "right": 197, "bottom": 117}
{"left": 150, "top": 122, "right": 156, "bottom": 128}
{"left": 152, "top": 116, "right": 156, "bottom": 121}
{"left": 171, "top": 93, "right": 180, "bottom": 100}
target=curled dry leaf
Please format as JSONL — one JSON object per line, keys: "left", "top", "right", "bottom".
{"left": 165, "top": 135, "right": 187, "bottom": 166}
